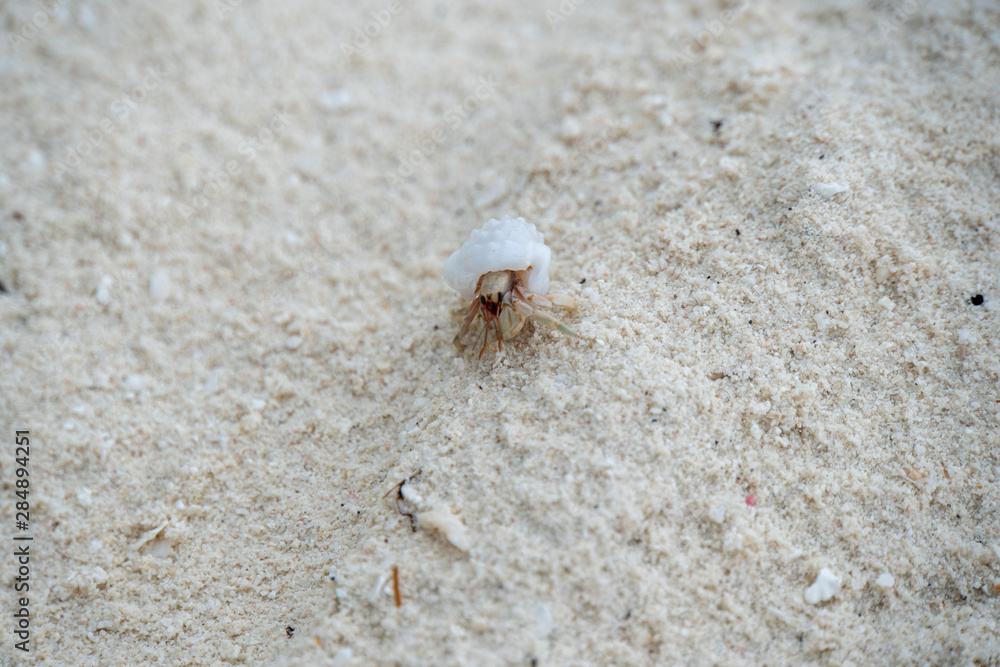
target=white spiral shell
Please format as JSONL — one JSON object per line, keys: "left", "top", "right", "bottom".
{"left": 443, "top": 215, "right": 551, "bottom": 301}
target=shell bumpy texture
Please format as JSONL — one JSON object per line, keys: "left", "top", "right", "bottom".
{"left": 443, "top": 215, "right": 551, "bottom": 301}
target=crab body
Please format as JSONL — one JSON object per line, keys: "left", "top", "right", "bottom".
{"left": 444, "top": 216, "right": 576, "bottom": 357}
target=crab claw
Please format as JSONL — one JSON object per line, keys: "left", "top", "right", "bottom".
{"left": 499, "top": 295, "right": 526, "bottom": 339}
{"left": 544, "top": 293, "right": 576, "bottom": 309}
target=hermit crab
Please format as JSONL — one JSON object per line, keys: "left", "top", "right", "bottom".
{"left": 443, "top": 215, "right": 577, "bottom": 357}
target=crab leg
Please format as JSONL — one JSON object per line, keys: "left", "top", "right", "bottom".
{"left": 475, "top": 316, "right": 490, "bottom": 358}
{"left": 543, "top": 293, "right": 576, "bottom": 309}
{"left": 513, "top": 299, "right": 578, "bottom": 337}
{"left": 533, "top": 310, "right": 579, "bottom": 337}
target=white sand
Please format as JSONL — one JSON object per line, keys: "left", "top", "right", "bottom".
{"left": 2, "top": 0, "right": 999, "bottom": 664}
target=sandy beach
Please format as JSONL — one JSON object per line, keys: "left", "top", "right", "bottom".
{"left": 1, "top": 0, "right": 998, "bottom": 664}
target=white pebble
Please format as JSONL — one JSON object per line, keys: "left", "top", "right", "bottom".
{"left": 149, "top": 270, "right": 170, "bottom": 304}
{"left": 709, "top": 505, "right": 727, "bottom": 524}
{"left": 804, "top": 568, "right": 841, "bottom": 604}
{"left": 124, "top": 375, "right": 147, "bottom": 392}
{"left": 91, "top": 566, "right": 109, "bottom": 586}
{"left": 76, "top": 488, "right": 93, "bottom": 507}
{"left": 331, "top": 648, "right": 352, "bottom": 667}
{"left": 534, "top": 603, "right": 553, "bottom": 637}
{"left": 813, "top": 182, "right": 848, "bottom": 198}
{"left": 875, "top": 573, "right": 894, "bottom": 589}
{"left": 559, "top": 116, "right": 583, "bottom": 143}
{"left": 318, "top": 89, "right": 352, "bottom": 111}
{"left": 95, "top": 275, "right": 112, "bottom": 305}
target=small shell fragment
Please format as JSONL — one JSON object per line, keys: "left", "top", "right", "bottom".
{"left": 804, "top": 568, "right": 841, "bottom": 604}
{"left": 813, "top": 182, "right": 848, "bottom": 198}
{"left": 418, "top": 507, "right": 470, "bottom": 552}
